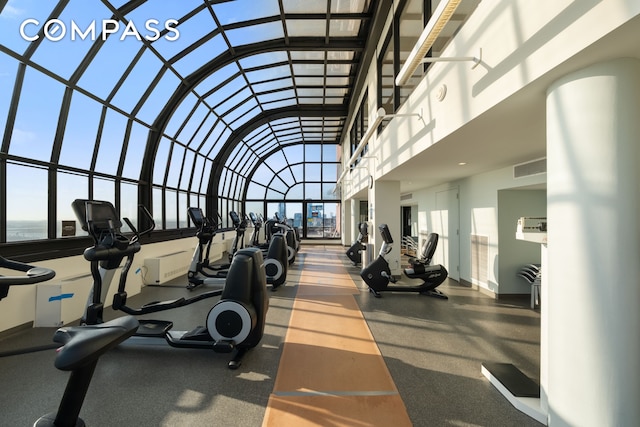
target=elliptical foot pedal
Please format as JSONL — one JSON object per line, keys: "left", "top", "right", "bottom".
{"left": 136, "top": 320, "right": 173, "bottom": 337}
{"left": 228, "top": 347, "right": 248, "bottom": 370}
{"left": 369, "top": 288, "right": 382, "bottom": 298}
{"left": 213, "top": 340, "right": 235, "bottom": 353}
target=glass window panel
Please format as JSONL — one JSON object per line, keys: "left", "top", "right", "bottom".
{"left": 329, "top": 19, "right": 361, "bottom": 37}
{"left": 153, "top": 137, "right": 171, "bottom": 184}
{"left": 190, "top": 155, "right": 205, "bottom": 192}
{"left": 252, "top": 163, "right": 274, "bottom": 185}
{"left": 323, "top": 144, "right": 338, "bottom": 161}
{"left": 153, "top": 6, "right": 216, "bottom": 59}
{"left": 95, "top": 109, "right": 128, "bottom": 175}
{"left": 6, "top": 163, "right": 47, "bottom": 241}
{"left": 10, "top": 67, "right": 65, "bottom": 162}
{"left": 292, "top": 63, "right": 324, "bottom": 75}
{"left": 166, "top": 143, "right": 185, "bottom": 187}
{"left": 290, "top": 164, "right": 304, "bottom": 181}
{"left": 214, "top": 87, "right": 252, "bottom": 116}
{"left": 30, "top": 1, "right": 111, "bottom": 79}
{"left": 200, "top": 159, "right": 213, "bottom": 193}
{"left": 173, "top": 34, "right": 227, "bottom": 76}
{"left": 111, "top": 49, "right": 164, "bottom": 113}
{"left": 294, "top": 76, "right": 324, "bottom": 86}
{"left": 239, "top": 51, "right": 288, "bottom": 69}
{"left": 332, "top": 0, "right": 368, "bottom": 13}
{"left": 323, "top": 183, "right": 338, "bottom": 200}
{"left": 92, "top": 177, "right": 114, "bottom": 208}
{"left": 326, "top": 63, "right": 351, "bottom": 75}
{"left": 176, "top": 102, "right": 209, "bottom": 142}
{"left": 228, "top": 104, "right": 259, "bottom": 129}
{"left": 267, "top": 188, "right": 284, "bottom": 199}
{"left": 305, "top": 183, "right": 321, "bottom": 199}
{"left": 59, "top": 92, "right": 102, "bottom": 169}
{"left": 327, "top": 51, "right": 354, "bottom": 61}
{"left": 78, "top": 38, "right": 141, "bottom": 99}
{"left": 262, "top": 99, "right": 296, "bottom": 110}
{"left": 218, "top": 168, "right": 229, "bottom": 197}
{"left": 305, "top": 144, "right": 322, "bottom": 161}
{"left": 199, "top": 119, "right": 225, "bottom": 154}
{"left": 152, "top": 186, "right": 164, "bottom": 230}
{"left": 179, "top": 192, "right": 188, "bottom": 228}
{"left": 213, "top": 0, "right": 280, "bottom": 25}
{"left": 121, "top": 121, "right": 149, "bottom": 180}
{"left": 325, "top": 87, "right": 348, "bottom": 97}
{"left": 305, "top": 163, "right": 321, "bottom": 181}
{"left": 188, "top": 112, "right": 217, "bottom": 148}
{"left": 257, "top": 89, "right": 296, "bottom": 103}
{"left": 120, "top": 181, "right": 139, "bottom": 232}
{"left": 287, "top": 20, "right": 326, "bottom": 37}
{"left": 0, "top": 55, "right": 18, "bottom": 133}
{"left": 165, "top": 189, "right": 178, "bottom": 229}
{"left": 57, "top": 172, "right": 88, "bottom": 238}
{"left": 322, "top": 163, "right": 338, "bottom": 180}
{"left": 179, "top": 149, "right": 195, "bottom": 190}
{"left": 269, "top": 176, "right": 288, "bottom": 194}
{"left": 164, "top": 93, "right": 198, "bottom": 137}
{"left": 137, "top": 70, "right": 181, "bottom": 123}
{"left": 247, "top": 182, "right": 266, "bottom": 199}
{"left": 265, "top": 151, "right": 287, "bottom": 171}
{"left": 245, "top": 201, "right": 263, "bottom": 218}
{"left": 326, "top": 76, "right": 350, "bottom": 85}
{"left": 246, "top": 64, "right": 291, "bottom": 83}
{"left": 297, "top": 87, "right": 324, "bottom": 97}
{"left": 275, "top": 166, "right": 295, "bottom": 185}
{"left": 286, "top": 183, "right": 303, "bottom": 199}
{"left": 282, "top": 0, "right": 326, "bottom": 13}
{"left": 251, "top": 77, "right": 294, "bottom": 93}
{"left": 239, "top": 155, "right": 259, "bottom": 176}
{"left": 290, "top": 51, "right": 325, "bottom": 61}
{"left": 195, "top": 62, "right": 240, "bottom": 96}
{"left": 206, "top": 126, "right": 231, "bottom": 158}
{"left": 0, "top": 0, "right": 58, "bottom": 54}
{"left": 282, "top": 144, "right": 305, "bottom": 162}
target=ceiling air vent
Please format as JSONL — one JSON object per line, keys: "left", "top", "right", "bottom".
{"left": 514, "top": 157, "right": 546, "bottom": 178}
{"left": 400, "top": 193, "right": 413, "bottom": 201}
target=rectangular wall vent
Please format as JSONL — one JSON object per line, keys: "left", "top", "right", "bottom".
{"left": 514, "top": 157, "right": 546, "bottom": 178}
{"left": 400, "top": 193, "right": 413, "bottom": 201}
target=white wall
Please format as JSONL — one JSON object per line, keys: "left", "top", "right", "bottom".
{"left": 403, "top": 166, "right": 546, "bottom": 295}
{"left": 498, "top": 189, "right": 547, "bottom": 294}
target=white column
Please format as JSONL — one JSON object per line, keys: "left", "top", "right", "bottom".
{"left": 546, "top": 58, "right": 640, "bottom": 426}
{"left": 370, "top": 179, "right": 401, "bottom": 275}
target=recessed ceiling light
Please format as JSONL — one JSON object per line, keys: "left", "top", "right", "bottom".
{"left": 458, "top": 162, "right": 467, "bottom": 166}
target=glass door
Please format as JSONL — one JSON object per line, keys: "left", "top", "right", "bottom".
{"left": 304, "top": 202, "right": 341, "bottom": 239}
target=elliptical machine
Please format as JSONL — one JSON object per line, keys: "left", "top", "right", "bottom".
{"left": 360, "top": 224, "right": 448, "bottom": 298}
{"left": 0, "top": 256, "right": 139, "bottom": 427}
{"left": 346, "top": 222, "right": 369, "bottom": 266}
{"left": 189, "top": 208, "right": 288, "bottom": 290}
{"left": 72, "top": 199, "right": 269, "bottom": 369}
{"left": 186, "top": 209, "right": 246, "bottom": 289}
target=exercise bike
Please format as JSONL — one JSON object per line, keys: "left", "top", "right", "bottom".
{"left": 360, "top": 224, "right": 449, "bottom": 298}
{"left": 0, "top": 256, "right": 139, "bottom": 427}
{"left": 72, "top": 199, "right": 269, "bottom": 369}
{"left": 346, "top": 222, "right": 369, "bottom": 266}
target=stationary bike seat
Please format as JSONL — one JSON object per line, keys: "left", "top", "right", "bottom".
{"left": 53, "top": 316, "right": 139, "bottom": 371}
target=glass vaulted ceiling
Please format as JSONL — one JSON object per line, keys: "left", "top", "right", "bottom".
{"left": 0, "top": 0, "right": 373, "bottom": 241}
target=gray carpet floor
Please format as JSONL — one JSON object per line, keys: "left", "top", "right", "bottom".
{"left": 0, "top": 245, "right": 542, "bottom": 426}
